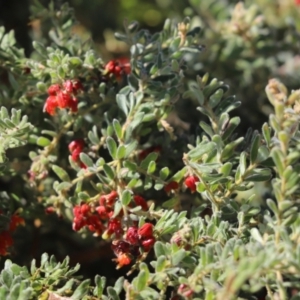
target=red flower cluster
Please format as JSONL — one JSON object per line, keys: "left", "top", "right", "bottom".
{"left": 0, "top": 212, "right": 25, "bottom": 256}
{"left": 68, "top": 139, "right": 87, "bottom": 169}
{"left": 295, "top": 0, "right": 300, "bottom": 5}
{"left": 105, "top": 58, "right": 131, "bottom": 79}
{"left": 184, "top": 175, "right": 199, "bottom": 192}
{"left": 72, "top": 191, "right": 154, "bottom": 268}
{"left": 72, "top": 203, "right": 104, "bottom": 236}
{"left": 72, "top": 191, "right": 121, "bottom": 237}
{"left": 44, "top": 79, "right": 83, "bottom": 115}
{"left": 138, "top": 145, "right": 162, "bottom": 161}
{"left": 112, "top": 223, "right": 156, "bottom": 268}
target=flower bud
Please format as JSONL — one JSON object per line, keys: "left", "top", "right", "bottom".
{"left": 138, "top": 223, "right": 154, "bottom": 239}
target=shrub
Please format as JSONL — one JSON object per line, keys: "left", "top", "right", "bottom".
{"left": 0, "top": 1, "right": 300, "bottom": 299}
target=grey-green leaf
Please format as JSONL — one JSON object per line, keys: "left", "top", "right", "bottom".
{"left": 52, "top": 165, "right": 70, "bottom": 182}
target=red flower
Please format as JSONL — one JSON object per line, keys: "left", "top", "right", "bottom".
{"left": 44, "top": 80, "right": 82, "bottom": 115}
{"left": 126, "top": 226, "right": 139, "bottom": 245}
{"left": 105, "top": 58, "right": 131, "bottom": 79}
{"left": 0, "top": 231, "right": 13, "bottom": 256}
{"left": 96, "top": 205, "right": 109, "bottom": 219}
{"left": 107, "top": 219, "right": 123, "bottom": 236}
{"left": 73, "top": 80, "right": 83, "bottom": 93}
{"left": 80, "top": 203, "right": 90, "bottom": 215}
{"left": 99, "top": 191, "right": 118, "bottom": 206}
{"left": 0, "top": 211, "right": 24, "bottom": 256}
{"left": 178, "top": 284, "right": 194, "bottom": 298}
{"left": 138, "top": 223, "right": 154, "bottom": 239}
{"left": 69, "top": 139, "right": 85, "bottom": 153}
{"left": 86, "top": 215, "right": 103, "bottom": 235}
{"left": 63, "top": 80, "right": 74, "bottom": 93}
{"left": 71, "top": 148, "right": 81, "bottom": 162}
{"left": 57, "top": 91, "right": 72, "bottom": 109}
{"left": 47, "top": 84, "right": 61, "bottom": 96}
{"left": 44, "top": 95, "right": 58, "bottom": 115}
{"left": 184, "top": 175, "right": 199, "bottom": 192}
{"left": 116, "top": 57, "right": 131, "bottom": 75}
{"left": 9, "top": 214, "right": 25, "bottom": 231}
{"left": 141, "top": 237, "right": 155, "bottom": 252}
{"left": 68, "top": 139, "right": 86, "bottom": 168}
{"left": 115, "top": 253, "right": 131, "bottom": 268}
{"left": 45, "top": 207, "right": 55, "bottom": 214}
{"left": 112, "top": 240, "right": 131, "bottom": 255}
{"left": 106, "top": 191, "right": 119, "bottom": 205}
{"left": 133, "top": 195, "right": 148, "bottom": 211}
{"left": 69, "top": 97, "right": 78, "bottom": 113}
{"left": 295, "top": 0, "right": 300, "bottom": 5}
{"left": 164, "top": 181, "right": 179, "bottom": 193}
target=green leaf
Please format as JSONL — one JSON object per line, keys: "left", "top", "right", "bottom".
{"left": 78, "top": 192, "right": 90, "bottom": 201}
{"left": 127, "top": 178, "right": 139, "bottom": 188}
{"left": 188, "top": 142, "right": 216, "bottom": 160}
{"left": 107, "top": 137, "right": 117, "bottom": 159}
{"left": 121, "top": 189, "right": 132, "bottom": 206}
{"left": 135, "top": 270, "right": 147, "bottom": 292}
{"left": 116, "top": 145, "right": 126, "bottom": 159}
{"left": 239, "top": 152, "right": 247, "bottom": 176}
{"left": 250, "top": 134, "right": 260, "bottom": 164}
{"left": 94, "top": 275, "right": 106, "bottom": 297}
{"left": 56, "top": 279, "right": 76, "bottom": 295}
{"left": 147, "top": 160, "right": 156, "bottom": 174}
{"left": 37, "top": 137, "right": 51, "bottom": 147}
{"left": 162, "top": 197, "right": 180, "bottom": 208}
{"left": 208, "top": 88, "right": 223, "bottom": 108}
{"left": 123, "top": 160, "right": 137, "bottom": 171}
{"left": 79, "top": 153, "right": 93, "bottom": 167}
{"left": 124, "top": 141, "right": 138, "bottom": 158}
{"left": 114, "top": 277, "right": 124, "bottom": 295}
{"left": 257, "top": 146, "right": 270, "bottom": 163}
{"left": 140, "top": 152, "right": 158, "bottom": 170}
{"left": 18, "top": 287, "right": 32, "bottom": 300}
{"left": 159, "top": 167, "right": 169, "bottom": 180}
{"left": 171, "top": 249, "right": 187, "bottom": 266}
{"left": 155, "top": 256, "right": 167, "bottom": 272}
{"left": 112, "top": 200, "right": 122, "bottom": 218}
{"left": 103, "top": 164, "right": 115, "bottom": 180}
{"left": 200, "top": 121, "right": 214, "bottom": 137}
{"left": 262, "top": 123, "right": 271, "bottom": 147}
{"left": 52, "top": 165, "right": 70, "bottom": 182}
{"left": 88, "top": 127, "right": 100, "bottom": 145}
{"left": 144, "top": 175, "right": 153, "bottom": 190}
{"left": 154, "top": 242, "right": 166, "bottom": 257}
{"left": 1, "top": 269, "right": 13, "bottom": 288}
{"left": 113, "top": 119, "right": 123, "bottom": 140}
{"left": 250, "top": 228, "right": 264, "bottom": 244}
{"left": 220, "top": 162, "right": 232, "bottom": 176}
{"left": 55, "top": 182, "right": 72, "bottom": 192}
{"left": 69, "top": 56, "right": 82, "bottom": 66}
{"left": 107, "top": 287, "right": 120, "bottom": 300}
{"left": 0, "top": 287, "right": 8, "bottom": 299}
{"left": 221, "top": 137, "right": 244, "bottom": 160}
{"left": 71, "top": 279, "right": 90, "bottom": 300}
{"left": 221, "top": 116, "right": 240, "bottom": 141}
{"left": 244, "top": 169, "right": 272, "bottom": 182}
{"left": 116, "top": 94, "right": 129, "bottom": 116}
{"left": 196, "top": 182, "right": 206, "bottom": 193}
{"left": 271, "top": 148, "right": 285, "bottom": 176}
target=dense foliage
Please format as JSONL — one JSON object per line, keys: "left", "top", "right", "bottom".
{"left": 0, "top": 1, "right": 300, "bottom": 299}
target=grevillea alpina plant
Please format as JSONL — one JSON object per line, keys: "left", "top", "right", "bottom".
{"left": 0, "top": 1, "right": 300, "bottom": 299}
